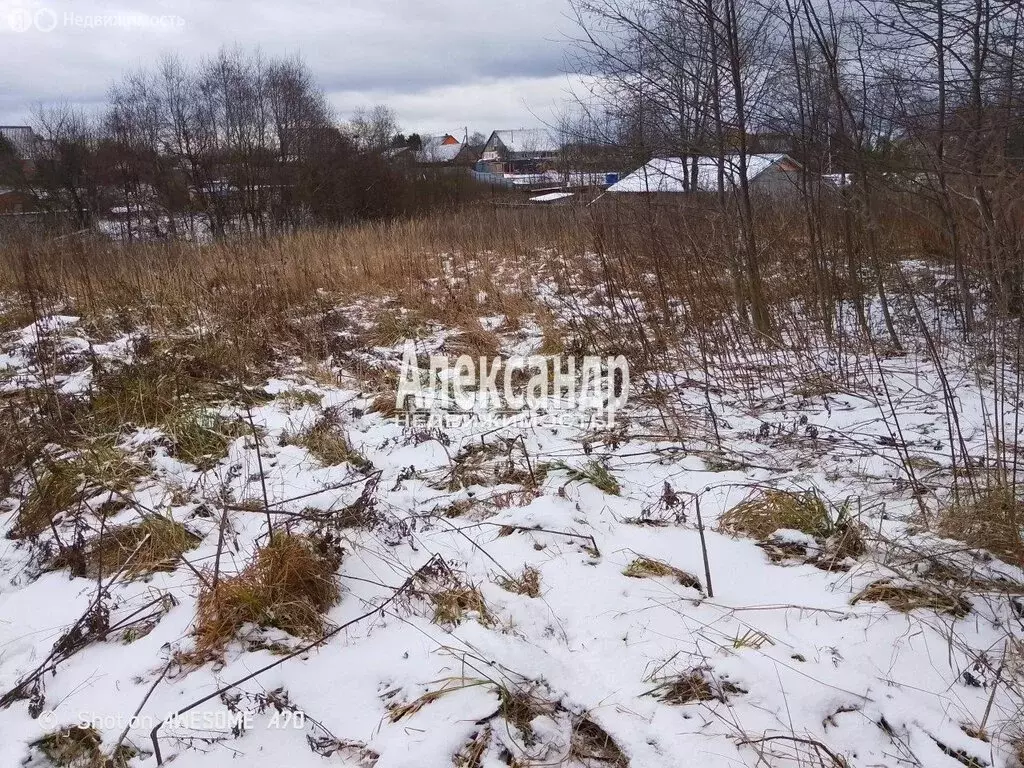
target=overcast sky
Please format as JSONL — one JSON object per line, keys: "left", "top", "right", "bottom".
{"left": 0, "top": 0, "right": 583, "bottom": 137}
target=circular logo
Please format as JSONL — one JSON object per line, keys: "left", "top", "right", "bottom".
{"left": 34, "top": 7, "right": 57, "bottom": 31}
{"left": 5, "top": 7, "right": 58, "bottom": 32}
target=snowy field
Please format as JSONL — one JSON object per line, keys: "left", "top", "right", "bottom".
{"left": 0, "top": 289, "right": 1022, "bottom": 768}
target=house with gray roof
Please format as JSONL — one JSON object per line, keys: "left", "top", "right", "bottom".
{"left": 478, "top": 129, "right": 562, "bottom": 173}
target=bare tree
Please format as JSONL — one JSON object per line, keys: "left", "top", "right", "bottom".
{"left": 348, "top": 105, "right": 399, "bottom": 153}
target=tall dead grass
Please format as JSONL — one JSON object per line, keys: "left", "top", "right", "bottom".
{"left": 0, "top": 200, "right": 899, "bottom": 366}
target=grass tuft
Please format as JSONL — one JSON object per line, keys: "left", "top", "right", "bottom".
{"left": 9, "top": 442, "right": 148, "bottom": 540}
{"left": 88, "top": 341, "right": 265, "bottom": 468}
{"left": 276, "top": 388, "right": 323, "bottom": 411}
{"left": 13, "top": 460, "right": 82, "bottom": 539}
{"left": 54, "top": 516, "right": 199, "bottom": 579}
{"left": 647, "top": 668, "right": 745, "bottom": 705}
{"left": 447, "top": 322, "right": 501, "bottom": 358}
{"left": 165, "top": 410, "right": 246, "bottom": 469}
{"left": 623, "top": 556, "right": 702, "bottom": 591}
{"left": 941, "top": 486, "right": 1024, "bottom": 567}
{"left": 792, "top": 374, "right": 838, "bottom": 398}
{"left": 368, "top": 309, "right": 424, "bottom": 347}
{"left": 570, "top": 716, "right": 629, "bottom": 768}
{"left": 853, "top": 580, "right": 971, "bottom": 617}
{"left": 431, "top": 584, "right": 492, "bottom": 627}
{"left": 454, "top": 725, "right": 491, "bottom": 768}
{"left": 496, "top": 566, "right": 541, "bottom": 598}
{"left": 90, "top": 359, "right": 184, "bottom": 431}
{"left": 387, "top": 678, "right": 487, "bottom": 722}
{"left": 194, "top": 534, "right": 341, "bottom": 655}
{"left": 720, "top": 489, "right": 835, "bottom": 540}
{"left": 31, "top": 725, "right": 135, "bottom": 768}
{"left": 556, "top": 460, "right": 620, "bottom": 496}
{"left": 657, "top": 671, "right": 716, "bottom": 704}
{"left": 289, "top": 411, "right": 371, "bottom": 471}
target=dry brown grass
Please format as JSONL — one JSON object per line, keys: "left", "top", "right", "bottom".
{"left": 496, "top": 566, "right": 541, "bottom": 598}
{"left": 369, "top": 392, "right": 401, "bottom": 417}
{"left": 852, "top": 580, "right": 972, "bottom": 617}
{"left": 194, "top": 534, "right": 341, "bottom": 655}
{"left": 275, "top": 388, "right": 323, "bottom": 411}
{"left": 454, "top": 726, "right": 491, "bottom": 768}
{"left": 0, "top": 406, "right": 29, "bottom": 499}
{"left": 13, "top": 459, "right": 82, "bottom": 539}
{"left": 1012, "top": 734, "right": 1024, "bottom": 768}
{"left": 8, "top": 439, "right": 151, "bottom": 539}
{"left": 287, "top": 410, "right": 371, "bottom": 470}
{"left": 655, "top": 671, "right": 717, "bottom": 704}
{"left": 570, "top": 715, "right": 629, "bottom": 768}
{"left": 366, "top": 308, "right": 426, "bottom": 347}
{"left": 446, "top": 321, "right": 502, "bottom": 358}
{"left": 498, "top": 684, "right": 552, "bottom": 734}
{"left": 792, "top": 374, "right": 840, "bottom": 398}
{"left": 0, "top": 193, "right": 946, "bottom": 384}
{"left": 941, "top": 486, "right": 1024, "bottom": 567}
{"left": 622, "top": 556, "right": 702, "bottom": 591}
{"left": 89, "top": 339, "right": 256, "bottom": 432}
{"left": 86, "top": 341, "right": 261, "bottom": 470}
{"left": 0, "top": 209, "right": 578, "bottom": 358}
{"left": 649, "top": 668, "right": 744, "bottom": 705}
{"left": 30, "top": 725, "right": 135, "bottom": 768}
{"left": 386, "top": 678, "right": 489, "bottom": 723}
{"left": 54, "top": 516, "right": 199, "bottom": 579}
{"left": 431, "top": 583, "right": 492, "bottom": 627}
{"left": 720, "top": 489, "right": 834, "bottom": 540}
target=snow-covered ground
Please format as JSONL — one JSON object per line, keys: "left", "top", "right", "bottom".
{"left": 0, "top": 299, "right": 1022, "bottom": 768}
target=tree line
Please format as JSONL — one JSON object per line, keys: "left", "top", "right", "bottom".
{"left": 570, "top": 0, "right": 1024, "bottom": 336}
{"left": 0, "top": 48, "right": 474, "bottom": 241}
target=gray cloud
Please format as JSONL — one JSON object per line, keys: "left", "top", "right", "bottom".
{"left": 0, "top": 0, "right": 578, "bottom": 135}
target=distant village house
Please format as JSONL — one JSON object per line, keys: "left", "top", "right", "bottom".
{"left": 478, "top": 129, "right": 561, "bottom": 174}
{"left": 415, "top": 134, "right": 461, "bottom": 164}
{"left": 608, "top": 153, "right": 810, "bottom": 196}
